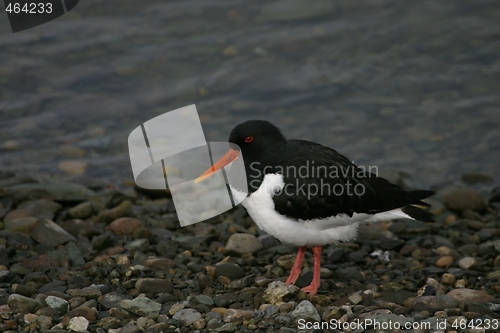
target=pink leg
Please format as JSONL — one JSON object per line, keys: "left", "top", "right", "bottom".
{"left": 301, "top": 246, "right": 322, "bottom": 295}
{"left": 285, "top": 246, "right": 306, "bottom": 285}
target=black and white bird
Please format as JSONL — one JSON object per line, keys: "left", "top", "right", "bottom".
{"left": 196, "top": 120, "right": 434, "bottom": 295}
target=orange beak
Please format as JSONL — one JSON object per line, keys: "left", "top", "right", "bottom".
{"left": 195, "top": 148, "right": 240, "bottom": 183}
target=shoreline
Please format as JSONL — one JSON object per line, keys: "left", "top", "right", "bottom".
{"left": 0, "top": 169, "right": 499, "bottom": 332}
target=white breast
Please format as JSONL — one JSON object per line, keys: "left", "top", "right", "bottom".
{"left": 234, "top": 173, "right": 412, "bottom": 247}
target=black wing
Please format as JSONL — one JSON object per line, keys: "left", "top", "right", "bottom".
{"left": 272, "top": 140, "right": 434, "bottom": 221}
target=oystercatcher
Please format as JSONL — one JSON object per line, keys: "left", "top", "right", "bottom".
{"left": 196, "top": 120, "right": 434, "bottom": 295}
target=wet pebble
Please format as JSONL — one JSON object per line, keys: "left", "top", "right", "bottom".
{"left": 135, "top": 278, "right": 173, "bottom": 294}
{"left": 214, "top": 263, "right": 244, "bottom": 281}
{"left": 172, "top": 308, "right": 202, "bottom": 326}
{"left": 458, "top": 256, "right": 476, "bottom": 270}
{"left": 67, "top": 316, "right": 89, "bottom": 332}
{"left": 105, "top": 217, "right": 143, "bottom": 235}
{"left": 120, "top": 296, "right": 161, "bottom": 316}
{"left": 444, "top": 188, "right": 485, "bottom": 213}
{"left": 225, "top": 233, "right": 263, "bottom": 255}
{"left": 291, "top": 300, "right": 321, "bottom": 322}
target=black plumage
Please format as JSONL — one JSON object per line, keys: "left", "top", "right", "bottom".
{"left": 229, "top": 120, "right": 434, "bottom": 222}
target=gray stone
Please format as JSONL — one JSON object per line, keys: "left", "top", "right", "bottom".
{"left": 67, "top": 316, "right": 89, "bottom": 332}
{"left": 412, "top": 295, "right": 459, "bottom": 313}
{"left": 338, "top": 267, "right": 365, "bottom": 282}
{"left": 194, "top": 294, "right": 214, "bottom": 307}
{"left": 291, "top": 300, "right": 321, "bottom": 321}
{"left": 215, "top": 323, "right": 236, "bottom": 332}
{"left": 227, "top": 275, "right": 254, "bottom": 289}
{"left": 65, "top": 241, "right": 85, "bottom": 266}
{"left": 135, "top": 278, "right": 173, "bottom": 294}
{"left": 30, "top": 218, "right": 76, "bottom": 247}
{"left": 18, "top": 199, "right": 62, "bottom": 220}
{"left": 120, "top": 322, "right": 141, "bottom": 333}
{"left": 67, "top": 201, "right": 94, "bottom": 219}
{"left": 2, "top": 217, "right": 38, "bottom": 234}
{"left": 45, "top": 295, "right": 69, "bottom": 313}
{"left": 121, "top": 296, "right": 161, "bottom": 316}
{"left": 447, "top": 288, "right": 494, "bottom": 304}
{"left": 225, "top": 233, "right": 263, "bottom": 255}
{"left": 98, "top": 292, "right": 128, "bottom": 310}
{"left": 214, "top": 263, "right": 244, "bottom": 281}
{"left": 263, "top": 281, "right": 299, "bottom": 305}
{"left": 172, "top": 308, "right": 202, "bottom": 326}
{"left": 12, "top": 284, "right": 37, "bottom": 297}
{"left": 487, "top": 270, "right": 500, "bottom": 280}
{"left": 263, "top": 305, "right": 279, "bottom": 318}
{"left": 124, "top": 238, "right": 149, "bottom": 252}
{"left": 444, "top": 188, "right": 485, "bottom": 213}
{"left": 0, "top": 270, "right": 10, "bottom": 282}
{"left": 7, "top": 294, "right": 44, "bottom": 313}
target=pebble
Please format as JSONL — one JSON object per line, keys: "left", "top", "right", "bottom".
{"left": 263, "top": 281, "right": 299, "bottom": 305}
{"left": 98, "top": 292, "right": 128, "bottom": 310}
{"left": 223, "top": 309, "right": 254, "bottom": 322}
{"left": 441, "top": 273, "right": 456, "bottom": 285}
{"left": 444, "top": 188, "right": 485, "bottom": 213}
{"left": 214, "top": 263, "right": 245, "bottom": 281}
{"left": 67, "top": 316, "right": 89, "bottom": 332}
{"left": 458, "top": 256, "right": 476, "bottom": 270}
{"left": 172, "top": 308, "right": 202, "bottom": 326}
{"left": 135, "top": 278, "right": 173, "bottom": 294}
{"left": 194, "top": 294, "right": 214, "bottom": 306}
{"left": 64, "top": 305, "right": 96, "bottom": 321}
{"left": 121, "top": 322, "right": 141, "bottom": 333}
{"left": 412, "top": 295, "right": 459, "bottom": 313}
{"left": 215, "top": 322, "right": 236, "bottom": 332}
{"left": 291, "top": 300, "right": 321, "bottom": 321}
{"left": 435, "top": 255, "right": 454, "bottom": 268}
{"left": 486, "top": 270, "right": 500, "bottom": 280}
{"left": 447, "top": 288, "right": 495, "bottom": 304}
{"left": 120, "top": 296, "right": 161, "bottom": 316}
{"left": 67, "top": 201, "right": 95, "bottom": 219}
{"left": 7, "top": 294, "right": 44, "bottom": 313}
{"left": 225, "top": 233, "right": 263, "bottom": 255}
{"left": 45, "top": 295, "right": 69, "bottom": 313}
{"left": 105, "top": 217, "right": 143, "bottom": 235}
{"left": 29, "top": 218, "right": 76, "bottom": 247}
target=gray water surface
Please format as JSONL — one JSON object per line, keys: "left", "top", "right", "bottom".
{"left": 0, "top": 0, "right": 499, "bottom": 189}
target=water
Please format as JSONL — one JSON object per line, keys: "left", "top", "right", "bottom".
{"left": 1, "top": 0, "right": 499, "bottom": 189}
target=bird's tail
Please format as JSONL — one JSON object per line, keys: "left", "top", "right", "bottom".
{"left": 402, "top": 190, "right": 435, "bottom": 222}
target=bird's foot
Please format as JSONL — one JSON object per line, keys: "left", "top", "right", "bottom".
{"left": 301, "top": 283, "right": 320, "bottom": 295}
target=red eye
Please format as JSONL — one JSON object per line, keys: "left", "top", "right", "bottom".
{"left": 244, "top": 136, "right": 253, "bottom": 143}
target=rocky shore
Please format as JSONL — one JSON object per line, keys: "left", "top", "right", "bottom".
{"left": 0, "top": 170, "right": 499, "bottom": 333}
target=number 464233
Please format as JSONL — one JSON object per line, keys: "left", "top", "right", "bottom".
{"left": 5, "top": 2, "right": 53, "bottom": 14}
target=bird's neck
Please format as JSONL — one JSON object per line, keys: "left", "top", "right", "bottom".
{"left": 243, "top": 143, "right": 286, "bottom": 193}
